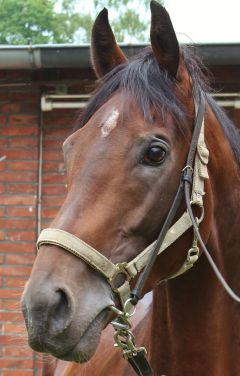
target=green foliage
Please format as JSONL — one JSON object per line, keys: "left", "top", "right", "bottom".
{"left": 78, "top": 0, "right": 163, "bottom": 43}
{"left": 0, "top": 0, "right": 87, "bottom": 44}
{"left": 0, "top": 0, "right": 164, "bottom": 45}
{"left": 113, "top": 9, "right": 147, "bottom": 43}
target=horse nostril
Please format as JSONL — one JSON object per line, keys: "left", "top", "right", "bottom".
{"left": 48, "top": 289, "right": 73, "bottom": 335}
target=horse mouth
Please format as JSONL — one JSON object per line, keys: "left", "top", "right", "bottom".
{"left": 32, "top": 308, "right": 110, "bottom": 363}
{"left": 60, "top": 308, "right": 110, "bottom": 362}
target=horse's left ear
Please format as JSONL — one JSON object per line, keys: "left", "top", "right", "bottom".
{"left": 150, "top": 1, "right": 179, "bottom": 78}
{"left": 91, "top": 8, "right": 128, "bottom": 78}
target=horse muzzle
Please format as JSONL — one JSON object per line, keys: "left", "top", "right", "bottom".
{"left": 21, "top": 245, "right": 114, "bottom": 361}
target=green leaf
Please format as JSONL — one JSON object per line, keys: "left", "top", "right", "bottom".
{"left": 0, "top": 0, "right": 164, "bottom": 44}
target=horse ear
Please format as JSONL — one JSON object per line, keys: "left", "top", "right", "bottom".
{"left": 91, "top": 8, "right": 128, "bottom": 78}
{"left": 150, "top": 1, "right": 179, "bottom": 78}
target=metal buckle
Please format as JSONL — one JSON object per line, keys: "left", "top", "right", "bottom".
{"left": 113, "top": 329, "right": 147, "bottom": 359}
{"left": 186, "top": 246, "right": 199, "bottom": 265}
{"left": 189, "top": 201, "right": 205, "bottom": 224}
{"left": 108, "top": 262, "right": 131, "bottom": 292}
{"left": 186, "top": 231, "right": 200, "bottom": 267}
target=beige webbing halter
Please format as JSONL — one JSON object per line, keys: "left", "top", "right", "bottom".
{"left": 36, "top": 106, "right": 209, "bottom": 309}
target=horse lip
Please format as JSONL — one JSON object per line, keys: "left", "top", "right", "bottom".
{"left": 58, "top": 307, "right": 109, "bottom": 363}
{"left": 61, "top": 307, "right": 111, "bottom": 362}
{"left": 31, "top": 306, "right": 112, "bottom": 361}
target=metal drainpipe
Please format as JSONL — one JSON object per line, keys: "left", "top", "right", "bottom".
{"left": 33, "top": 104, "right": 44, "bottom": 376}
{"left": 39, "top": 93, "right": 240, "bottom": 111}
{"left": 37, "top": 109, "right": 43, "bottom": 238}
{"left": 41, "top": 94, "right": 89, "bottom": 111}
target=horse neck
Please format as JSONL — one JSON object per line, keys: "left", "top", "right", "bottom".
{"left": 205, "top": 104, "right": 240, "bottom": 259}
{"left": 147, "top": 108, "right": 240, "bottom": 375}
{"left": 149, "top": 253, "right": 240, "bottom": 374}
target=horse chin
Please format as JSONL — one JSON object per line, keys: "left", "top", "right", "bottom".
{"left": 54, "top": 308, "right": 110, "bottom": 363}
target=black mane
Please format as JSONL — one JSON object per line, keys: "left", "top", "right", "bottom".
{"left": 77, "top": 46, "right": 240, "bottom": 164}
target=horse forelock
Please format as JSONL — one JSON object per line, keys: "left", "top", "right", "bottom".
{"left": 77, "top": 46, "right": 240, "bottom": 165}
{"left": 77, "top": 47, "right": 188, "bottom": 131}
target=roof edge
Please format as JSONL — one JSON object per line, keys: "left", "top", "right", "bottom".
{"left": 0, "top": 43, "right": 238, "bottom": 70}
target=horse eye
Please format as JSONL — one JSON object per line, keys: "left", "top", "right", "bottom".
{"left": 143, "top": 145, "right": 167, "bottom": 165}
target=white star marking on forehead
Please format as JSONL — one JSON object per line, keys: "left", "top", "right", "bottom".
{"left": 100, "top": 109, "right": 119, "bottom": 138}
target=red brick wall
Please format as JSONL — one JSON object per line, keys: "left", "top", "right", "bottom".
{"left": 0, "top": 83, "right": 78, "bottom": 376}
{"left": 0, "top": 86, "right": 40, "bottom": 376}
{"left": 41, "top": 108, "right": 77, "bottom": 229}
{"left": 0, "top": 75, "right": 239, "bottom": 376}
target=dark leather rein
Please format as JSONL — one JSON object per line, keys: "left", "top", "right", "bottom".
{"left": 130, "top": 89, "right": 205, "bottom": 306}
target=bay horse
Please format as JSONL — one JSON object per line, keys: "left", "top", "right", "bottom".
{"left": 22, "top": 2, "right": 240, "bottom": 375}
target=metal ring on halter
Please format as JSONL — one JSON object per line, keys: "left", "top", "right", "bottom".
{"left": 182, "top": 165, "right": 193, "bottom": 173}
{"left": 189, "top": 201, "right": 205, "bottom": 224}
{"left": 110, "top": 305, "right": 125, "bottom": 316}
{"left": 110, "top": 299, "right": 136, "bottom": 317}
{"left": 124, "top": 298, "right": 136, "bottom": 317}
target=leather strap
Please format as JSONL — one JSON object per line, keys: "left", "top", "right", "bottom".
{"left": 128, "top": 350, "right": 153, "bottom": 376}
{"left": 37, "top": 228, "right": 117, "bottom": 279}
{"left": 37, "top": 228, "right": 132, "bottom": 308}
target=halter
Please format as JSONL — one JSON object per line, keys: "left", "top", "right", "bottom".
{"left": 37, "top": 90, "right": 209, "bottom": 376}
{"left": 37, "top": 91, "right": 208, "bottom": 307}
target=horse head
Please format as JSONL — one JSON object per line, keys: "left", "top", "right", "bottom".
{"left": 22, "top": 1, "right": 221, "bottom": 364}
